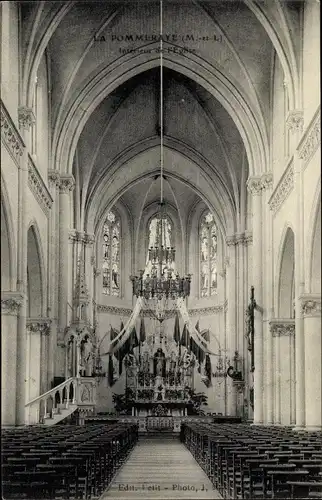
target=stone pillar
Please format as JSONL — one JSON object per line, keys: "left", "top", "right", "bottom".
{"left": 247, "top": 177, "right": 264, "bottom": 424}
{"left": 270, "top": 320, "right": 295, "bottom": 426}
{"left": 16, "top": 107, "right": 35, "bottom": 425}
{"left": 301, "top": 296, "right": 321, "bottom": 430}
{"left": 48, "top": 171, "right": 60, "bottom": 387}
{"left": 288, "top": 110, "right": 306, "bottom": 430}
{"left": 58, "top": 176, "right": 75, "bottom": 336}
{"left": 262, "top": 174, "right": 274, "bottom": 424}
{"left": 1, "top": 294, "right": 23, "bottom": 425}
{"left": 225, "top": 237, "right": 237, "bottom": 415}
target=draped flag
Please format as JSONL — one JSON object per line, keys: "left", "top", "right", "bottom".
{"left": 173, "top": 312, "right": 181, "bottom": 344}
{"left": 129, "top": 327, "right": 139, "bottom": 352}
{"left": 180, "top": 323, "right": 190, "bottom": 348}
{"left": 205, "top": 354, "right": 212, "bottom": 385}
{"left": 139, "top": 316, "right": 146, "bottom": 344}
{"left": 108, "top": 354, "right": 115, "bottom": 386}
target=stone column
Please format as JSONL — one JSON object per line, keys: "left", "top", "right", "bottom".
{"left": 301, "top": 296, "right": 321, "bottom": 430}
{"left": 48, "top": 170, "right": 60, "bottom": 387}
{"left": 1, "top": 294, "right": 23, "bottom": 425}
{"left": 262, "top": 174, "right": 274, "bottom": 424}
{"left": 270, "top": 320, "right": 295, "bottom": 426}
{"left": 225, "top": 236, "right": 237, "bottom": 415}
{"left": 247, "top": 177, "right": 264, "bottom": 424}
{"left": 58, "top": 176, "right": 75, "bottom": 336}
{"left": 16, "top": 107, "right": 35, "bottom": 425}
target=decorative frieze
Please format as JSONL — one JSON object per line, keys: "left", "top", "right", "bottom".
{"left": 1, "top": 293, "right": 24, "bottom": 315}
{"left": 18, "top": 106, "right": 36, "bottom": 130}
{"left": 96, "top": 304, "right": 224, "bottom": 317}
{"left": 1, "top": 100, "right": 25, "bottom": 165}
{"left": 300, "top": 295, "right": 321, "bottom": 317}
{"left": 69, "top": 230, "right": 95, "bottom": 245}
{"left": 26, "top": 318, "right": 51, "bottom": 336}
{"left": 269, "top": 160, "right": 294, "bottom": 213}
{"left": 59, "top": 175, "right": 75, "bottom": 193}
{"left": 28, "top": 155, "right": 53, "bottom": 215}
{"left": 286, "top": 110, "right": 304, "bottom": 134}
{"left": 270, "top": 319, "right": 295, "bottom": 337}
{"left": 225, "top": 232, "right": 253, "bottom": 246}
{"left": 298, "top": 107, "right": 321, "bottom": 167}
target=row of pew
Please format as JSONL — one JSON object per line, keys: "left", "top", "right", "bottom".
{"left": 181, "top": 422, "right": 322, "bottom": 499}
{"left": 2, "top": 422, "right": 139, "bottom": 499}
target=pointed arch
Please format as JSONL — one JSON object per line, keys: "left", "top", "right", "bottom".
{"left": 307, "top": 183, "right": 321, "bottom": 294}
{"left": 1, "top": 175, "right": 16, "bottom": 290}
{"left": 26, "top": 221, "right": 46, "bottom": 317}
{"left": 276, "top": 225, "right": 295, "bottom": 318}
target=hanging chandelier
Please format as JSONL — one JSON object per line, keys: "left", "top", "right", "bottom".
{"left": 129, "top": 0, "right": 191, "bottom": 306}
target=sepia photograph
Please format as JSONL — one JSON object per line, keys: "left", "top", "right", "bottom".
{"left": 1, "top": 0, "right": 321, "bottom": 499}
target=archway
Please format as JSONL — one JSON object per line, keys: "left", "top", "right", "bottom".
{"left": 275, "top": 227, "right": 295, "bottom": 426}
{"left": 27, "top": 225, "right": 44, "bottom": 317}
{"left": 309, "top": 197, "right": 321, "bottom": 294}
{"left": 278, "top": 227, "right": 295, "bottom": 318}
{"left": 26, "top": 225, "right": 45, "bottom": 405}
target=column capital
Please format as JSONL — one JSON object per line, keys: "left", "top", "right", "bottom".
{"left": 69, "top": 230, "right": 95, "bottom": 244}
{"left": 59, "top": 175, "right": 75, "bottom": 193}
{"left": 286, "top": 109, "right": 304, "bottom": 134}
{"left": 48, "top": 170, "right": 61, "bottom": 187}
{"left": 26, "top": 318, "right": 51, "bottom": 335}
{"left": 226, "top": 234, "right": 237, "bottom": 246}
{"left": 18, "top": 106, "right": 36, "bottom": 130}
{"left": 261, "top": 172, "right": 273, "bottom": 191}
{"left": 247, "top": 176, "right": 262, "bottom": 195}
{"left": 300, "top": 294, "right": 321, "bottom": 317}
{"left": 269, "top": 319, "right": 295, "bottom": 337}
{"left": 1, "top": 292, "right": 24, "bottom": 315}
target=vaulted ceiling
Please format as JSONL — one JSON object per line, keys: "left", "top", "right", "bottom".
{"left": 20, "top": 0, "right": 302, "bottom": 235}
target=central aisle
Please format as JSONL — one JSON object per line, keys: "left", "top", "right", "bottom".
{"left": 100, "top": 435, "right": 222, "bottom": 499}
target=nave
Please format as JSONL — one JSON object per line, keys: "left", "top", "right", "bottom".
{"left": 2, "top": 421, "right": 322, "bottom": 500}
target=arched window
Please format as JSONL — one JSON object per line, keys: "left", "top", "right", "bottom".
{"left": 200, "top": 211, "right": 217, "bottom": 297}
{"left": 145, "top": 213, "right": 175, "bottom": 276}
{"left": 102, "top": 211, "right": 120, "bottom": 296}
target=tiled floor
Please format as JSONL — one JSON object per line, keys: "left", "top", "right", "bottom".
{"left": 100, "top": 435, "right": 222, "bottom": 499}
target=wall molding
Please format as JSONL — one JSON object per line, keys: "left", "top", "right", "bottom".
{"left": 28, "top": 155, "right": 53, "bottom": 216}
{"left": 269, "top": 319, "right": 295, "bottom": 337}
{"left": 298, "top": 106, "right": 321, "bottom": 168}
{"left": 269, "top": 158, "right": 294, "bottom": 213}
{"left": 0, "top": 100, "right": 25, "bottom": 167}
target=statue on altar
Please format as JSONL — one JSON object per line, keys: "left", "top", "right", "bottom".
{"left": 154, "top": 348, "right": 166, "bottom": 378}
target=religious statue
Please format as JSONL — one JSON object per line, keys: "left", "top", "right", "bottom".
{"left": 154, "top": 349, "right": 166, "bottom": 378}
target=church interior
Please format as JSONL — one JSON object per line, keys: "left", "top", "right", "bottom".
{"left": 1, "top": 0, "right": 321, "bottom": 499}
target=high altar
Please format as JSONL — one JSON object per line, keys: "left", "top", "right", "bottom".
{"left": 124, "top": 323, "right": 195, "bottom": 418}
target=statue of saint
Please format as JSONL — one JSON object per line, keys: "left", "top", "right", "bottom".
{"left": 154, "top": 349, "right": 165, "bottom": 378}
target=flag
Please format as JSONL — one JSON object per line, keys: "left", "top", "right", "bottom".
{"left": 205, "top": 354, "right": 212, "bottom": 382}
{"left": 129, "top": 327, "right": 139, "bottom": 352}
{"left": 139, "top": 316, "right": 146, "bottom": 343}
{"left": 195, "top": 320, "right": 200, "bottom": 332}
{"left": 180, "top": 324, "right": 189, "bottom": 348}
{"left": 173, "top": 312, "right": 181, "bottom": 344}
{"left": 108, "top": 355, "right": 115, "bottom": 386}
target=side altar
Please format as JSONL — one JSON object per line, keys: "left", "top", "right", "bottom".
{"left": 124, "top": 324, "right": 196, "bottom": 419}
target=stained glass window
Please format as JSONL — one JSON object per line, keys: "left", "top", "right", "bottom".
{"left": 200, "top": 211, "right": 217, "bottom": 297}
{"left": 145, "top": 214, "right": 174, "bottom": 276}
{"left": 102, "top": 211, "right": 120, "bottom": 296}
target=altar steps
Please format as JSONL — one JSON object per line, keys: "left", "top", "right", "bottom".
{"left": 99, "top": 436, "right": 222, "bottom": 499}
